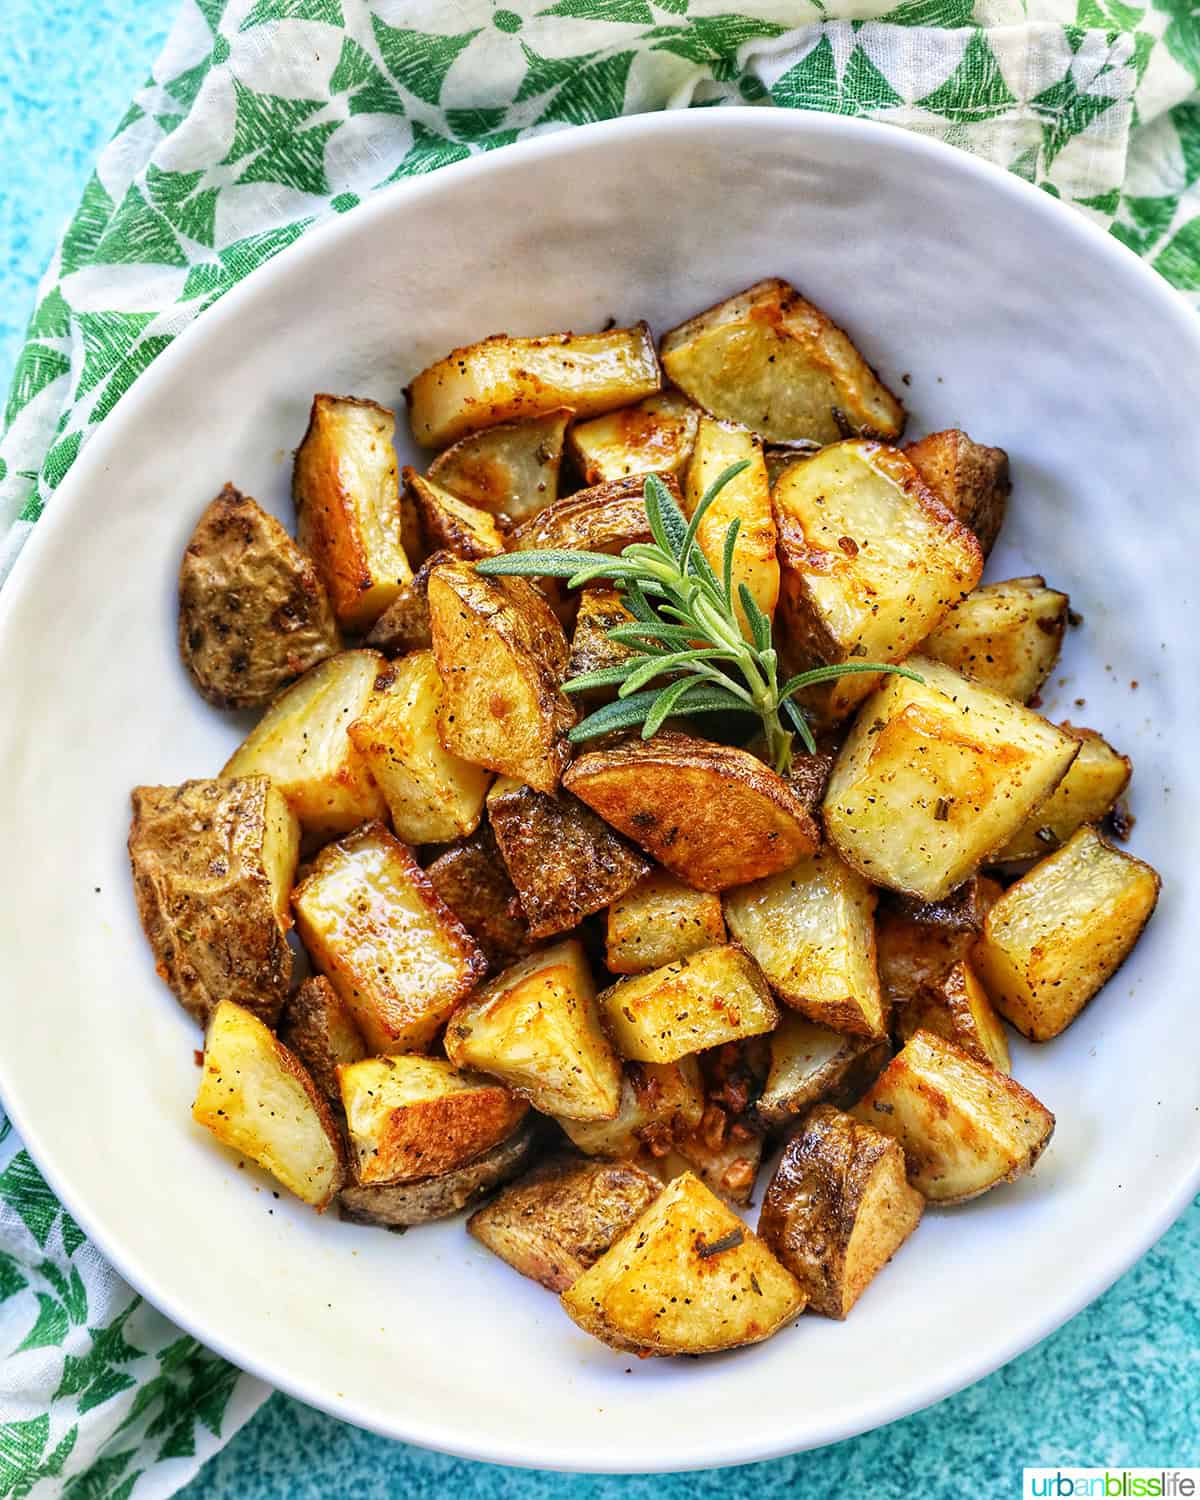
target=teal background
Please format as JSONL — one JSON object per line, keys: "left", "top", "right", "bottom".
{"left": 0, "top": 2, "right": 1197, "bottom": 1493}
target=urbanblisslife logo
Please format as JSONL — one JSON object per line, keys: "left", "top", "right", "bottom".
{"left": 1024, "top": 1472, "right": 1200, "bottom": 1497}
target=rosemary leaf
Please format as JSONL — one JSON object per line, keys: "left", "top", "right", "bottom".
{"left": 477, "top": 548, "right": 615, "bottom": 579}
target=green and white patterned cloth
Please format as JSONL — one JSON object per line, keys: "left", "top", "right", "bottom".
{"left": 1, "top": 0, "right": 1199, "bottom": 1492}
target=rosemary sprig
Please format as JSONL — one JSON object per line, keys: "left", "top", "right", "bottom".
{"left": 476, "top": 467, "right": 921, "bottom": 776}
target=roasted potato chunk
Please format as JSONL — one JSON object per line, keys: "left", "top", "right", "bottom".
{"left": 445, "top": 939, "right": 622, "bottom": 1122}
{"left": 973, "top": 825, "right": 1160, "bottom": 1041}
{"left": 723, "top": 851, "right": 884, "bottom": 1038}
{"left": 922, "top": 576, "right": 1069, "bottom": 703}
{"left": 486, "top": 777, "right": 649, "bottom": 940}
{"left": 129, "top": 777, "right": 298, "bottom": 1026}
{"left": 875, "top": 876, "right": 1004, "bottom": 1009}
{"left": 605, "top": 870, "right": 727, "bottom": 975}
{"left": 293, "top": 394, "right": 413, "bottom": 631}
{"left": 660, "top": 278, "right": 903, "bottom": 446}
{"left": 426, "top": 826, "right": 531, "bottom": 972}
{"left": 293, "top": 821, "right": 485, "bottom": 1054}
{"left": 405, "top": 469, "right": 505, "bottom": 561}
{"left": 758, "top": 1105, "right": 923, "bottom": 1319}
{"left": 566, "top": 587, "right": 635, "bottom": 699}
{"left": 363, "top": 549, "right": 453, "bottom": 656}
{"left": 994, "top": 726, "right": 1131, "bottom": 866}
{"left": 904, "top": 428, "right": 1010, "bottom": 556}
{"left": 895, "top": 959, "right": 1010, "bottom": 1072}
{"left": 428, "top": 561, "right": 575, "bottom": 795}
{"left": 851, "top": 1029, "right": 1054, "bottom": 1203}
{"left": 347, "top": 650, "right": 491, "bottom": 843}
{"left": 278, "top": 975, "right": 366, "bottom": 1107}
{"left": 665, "top": 1111, "right": 765, "bottom": 1206}
{"left": 559, "top": 1058, "right": 705, "bottom": 1158}
{"left": 508, "top": 473, "right": 673, "bottom": 558}
{"left": 823, "top": 657, "right": 1079, "bottom": 901}
{"left": 568, "top": 392, "right": 698, "bottom": 485}
{"left": 407, "top": 324, "right": 661, "bottom": 448}
{"left": 222, "top": 649, "right": 388, "bottom": 841}
{"left": 598, "top": 944, "right": 778, "bottom": 1063}
{"left": 468, "top": 1154, "right": 662, "bottom": 1291}
{"left": 774, "top": 442, "right": 983, "bottom": 720}
{"left": 563, "top": 732, "right": 820, "bottom": 891}
{"left": 561, "top": 1171, "right": 805, "bottom": 1356}
{"left": 339, "top": 1055, "right": 526, "bottom": 1186}
{"left": 757, "top": 1014, "right": 889, "bottom": 1131}
{"left": 428, "top": 409, "right": 569, "bottom": 524}
{"left": 193, "top": 1001, "right": 345, "bottom": 1209}
{"left": 178, "top": 485, "right": 340, "bottom": 710}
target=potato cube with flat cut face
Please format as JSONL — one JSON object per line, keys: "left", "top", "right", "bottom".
{"left": 823, "top": 657, "right": 1079, "bottom": 902}
{"left": 407, "top": 324, "right": 661, "bottom": 448}
{"left": 193, "top": 1001, "right": 345, "bottom": 1209}
{"left": 445, "top": 939, "right": 622, "bottom": 1122}
{"left": 129, "top": 776, "right": 299, "bottom": 1027}
{"left": 895, "top": 959, "right": 1010, "bottom": 1072}
{"left": 995, "top": 726, "right": 1131, "bottom": 866}
{"left": 278, "top": 975, "right": 366, "bottom": 1108}
{"left": 851, "top": 1029, "right": 1054, "bottom": 1203}
{"left": 660, "top": 278, "right": 904, "bottom": 446}
{"left": 405, "top": 469, "right": 505, "bottom": 561}
{"left": 568, "top": 393, "right": 698, "bottom": 486}
{"left": 293, "top": 821, "right": 485, "bottom": 1054}
{"left": 222, "top": 649, "right": 388, "bottom": 842}
{"left": 756, "top": 1014, "right": 889, "bottom": 1132}
{"left": 606, "top": 870, "right": 727, "bottom": 975}
{"left": 294, "top": 395, "right": 413, "bottom": 631}
{"left": 774, "top": 441, "right": 983, "bottom": 721}
{"left": 559, "top": 1058, "right": 705, "bottom": 1158}
{"left": 598, "top": 944, "right": 778, "bottom": 1064}
{"left": 904, "top": 428, "right": 1010, "bottom": 556}
{"left": 973, "top": 825, "right": 1160, "bottom": 1041}
{"left": 347, "top": 650, "right": 491, "bottom": 844}
{"left": 428, "top": 408, "right": 570, "bottom": 524}
{"left": 758, "top": 1105, "right": 924, "bottom": 1319}
{"left": 922, "top": 576, "right": 1069, "bottom": 703}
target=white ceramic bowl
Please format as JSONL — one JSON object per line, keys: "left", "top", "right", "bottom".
{"left": 0, "top": 110, "right": 1196, "bottom": 1471}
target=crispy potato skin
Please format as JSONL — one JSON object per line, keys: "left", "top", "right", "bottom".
{"left": 875, "top": 876, "right": 1004, "bottom": 1010}
{"left": 563, "top": 732, "right": 821, "bottom": 892}
{"left": 756, "top": 1015, "right": 890, "bottom": 1132}
{"left": 425, "top": 826, "right": 532, "bottom": 972}
{"left": 758, "top": 1105, "right": 923, "bottom": 1319}
{"left": 922, "top": 576, "right": 1069, "bottom": 704}
{"left": 278, "top": 975, "right": 366, "bottom": 1107}
{"left": 129, "top": 777, "right": 298, "bottom": 1026}
{"left": 468, "top": 1154, "right": 662, "bottom": 1291}
{"left": 405, "top": 469, "right": 505, "bottom": 561}
{"left": 566, "top": 587, "right": 635, "bottom": 700}
{"left": 895, "top": 959, "right": 1011, "bottom": 1072}
{"left": 568, "top": 393, "right": 698, "bottom": 486}
{"left": 508, "top": 473, "right": 677, "bottom": 558}
{"left": 428, "top": 409, "right": 570, "bottom": 524}
{"left": 363, "top": 549, "right": 454, "bottom": 656}
{"left": 178, "top": 485, "right": 340, "bottom": 709}
{"left": 904, "top": 429, "right": 1010, "bottom": 555}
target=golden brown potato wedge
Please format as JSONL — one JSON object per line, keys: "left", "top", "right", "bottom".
{"left": 293, "top": 394, "right": 413, "bottom": 631}
{"left": 757, "top": 1014, "right": 890, "bottom": 1131}
{"left": 407, "top": 324, "right": 661, "bottom": 448}
{"left": 222, "top": 649, "right": 388, "bottom": 842}
{"left": 851, "top": 1029, "right": 1054, "bottom": 1203}
{"left": 405, "top": 469, "right": 505, "bottom": 561}
{"left": 293, "top": 821, "right": 486, "bottom": 1054}
{"left": 278, "top": 975, "right": 366, "bottom": 1108}
{"left": 904, "top": 428, "right": 1010, "bottom": 556}
{"left": 363, "top": 549, "right": 453, "bottom": 657}
{"left": 566, "top": 587, "right": 634, "bottom": 700}
{"left": 568, "top": 392, "right": 698, "bottom": 486}
{"left": 561, "top": 1171, "right": 805, "bottom": 1356}
{"left": 425, "top": 826, "right": 532, "bottom": 973}
{"left": 823, "top": 657, "right": 1079, "bottom": 901}
{"left": 922, "top": 576, "right": 1069, "bottom": 703}
{"left": 758, "top": 1104, "right": 923, "bottom": 1319}
{"left": 428, "top": 560, "right": 575, "bottom": 795}
{"left": 605, "top": 869, "right": 727, "bottom": 975}
{"left": 445, "top": 939, "right": 622, "bottom": 1122}
{"left": 660, "top": 278, "right": 904, "bottom": 445}
{"left": 428, "top": 409, "right": 570, "bottom": 523}
{"left": 994, "top": 726, "right": 1131, "bottom": 867}
{"left": 178, "top": 484, "right": 340, "bottom": 710}
{"left": 193, "top": 1000, "right": 345, "bottom": 1209}
{"left": 563, "top": 732, "right": 821, "bottom": 892}
{"left": 468, "top": 1154, "right": 662, "bottom": 1291}
{"left": 508, "top": 473, "right": 674, "bottom": 558}
{"left": 559, "top": 1057, "right": 705, "bottom": 1158}
{"left": 895, "top": 959, "right": 1010, "bottom": 1072}
{"left": 973, "top": 824, "right": 1160, "bottom": 1042}
{"left": 665, "top": 1109, "right": 765, "bottom": 1206}
{"left": 129, "top": 777, "right": 298, "bottom": 1027}
{"left": 875, "top": 876, "right": 1004, "bottom": 1009}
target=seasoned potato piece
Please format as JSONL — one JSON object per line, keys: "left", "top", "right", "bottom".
{"left": 508, "top": 473, "right": 672, "bottom": 558}
{"left": 774, "top": 442, "right": 983, "bottom": 720}
{"left": 178, "top": 485, "right": 340, "bottom": 710}
{"left": 563, "top": 732, "right": 820, "bottom": 891}
{"left": 293, "top": 821, "right": 485, "bottom": 1054}
{"left": 347, "top": 650, "right": 491, "bottom": 843}
{"left": 468, "top": 1154, "right": 662, "bottom": 1291}
{"left": 339, "top": 1055, "right": 527, "bottom": 1186}
{"left": 405, "top": 469, "right": 505, "bottom": 561}
{"left": 875, "top": 876, "right": 1004, "bottom": 1009}
{"left": 598, "top": 944, "right": 778, "bottom": 1063}
{"left": 428, "top": 409, "right": 570, "bottom": 523}
{"left": 904, "top": 428, "right": 1010, "bottom": 556}
{"left": 764, "top": 441, "right": 821, "bottom": 488}
{"left": 895, "top": 960, "right": 1010, "bottom": 1072}
{"left": 851, "top": 1029, "right": 1054, "bottom": 1202}
{"left": 486, "top": 777, "right": 648, "bottom": 940}
{"left": 293, "top": 395, "right": 412, "bottom": 631}
{"left": 407, "top": 324, "right": 661, "bottom": 448}
{"left": 426, "top": 827, "right": 531, "bottom": 972}
{"left": 757, "top": 1014, "right": 889, "bottom": 1130}
{"left": 606, "top": 870, "right": 726, "bottom": 975}
{"left": 566, "top": 587, "right": 634, "bottom": 699}
{"left": 823, "top": 657, "right": 1079, "bottom": 901}
{"left": 278, "top": 975, "right": 366, "bottom": 1107}
{"left": 724, "top": 851, "right": 883, "bottom": 1038}
{"left": 974, "top": 825, "right": 1160, "bottom": 1041}
{"left": 758, "top": 1105, "right": 923, "bottom": 1319}
{"left": 568, "top": 392, "right": 698, "bottom": 485}
{"left": 561, "top": 1171, "right": 805, "bottom": 1356}
{"left": 363, "top": 549, "right": 452, "bottom": 656}
{"left": 445, "top": 940, "right": 621, "bottom": 1121}
{"left": 193, "top": 1001, "right": 345, "bottom": 1209}
{"left": 660, "top": 278, "right": 903, "bottom": 446}
{"left": 428, "top": 561, "right": 575, "bottom": 795}
{"left": 129, "top": 777, "right": 298, "bottom": 1027}
{"left": 995, "top": 726, "right": 1131, "bottom": 866}
{"left": 922, "top": 577, "right": 1069, "bottom": 703}
{"left": 560, "top": 1058, "right": 705, "bottom": 1158}
{"left": 222, "top": 650, "right": 387, "bottom": 841}
{"left": 665, "top": 1110, "right": 765, "bottom": 1206}
{"left": 683, "top": 417, "right": 778, "bottom": 638}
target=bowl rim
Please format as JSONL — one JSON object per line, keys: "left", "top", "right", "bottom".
{"left": 2, "top": 105, "right": 1198, "bottom": 1471}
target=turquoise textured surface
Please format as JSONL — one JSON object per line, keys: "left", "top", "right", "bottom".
{"left": 1, "top": 3, "right": 1198, "bottom": 1493}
